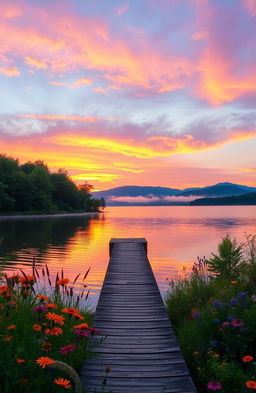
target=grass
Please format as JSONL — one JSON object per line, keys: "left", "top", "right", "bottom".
{"left": 166, "top": 233, "right": 256, "bottom": 392}
{"left": 0, "top": 263, "right": 110, "bottom": 393}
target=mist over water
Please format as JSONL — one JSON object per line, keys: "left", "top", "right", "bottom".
{"left": 1, "top": 206, "right": 256, "bottom": 308}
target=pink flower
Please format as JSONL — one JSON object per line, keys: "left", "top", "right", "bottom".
{"left": 59, "top": 344, "right": 76, "bottom": 355}
{"left": 231, "top": 319, "right": 244, "bottom": 328}
{"left": 207, "top": 381, "right": 222, "bottom": 390}
{"left": 74, "top": 329, "right": 90, "bottom": 337}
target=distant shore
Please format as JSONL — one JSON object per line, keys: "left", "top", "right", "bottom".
{"left": 0, "top": 211, "right": 104, "bottom": 219}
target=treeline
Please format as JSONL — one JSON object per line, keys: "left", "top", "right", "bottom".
{"left": 0, "top": 154, "right": 105, "bottom": 214}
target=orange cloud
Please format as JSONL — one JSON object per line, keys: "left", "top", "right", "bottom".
{"left": 70, "top": 78, "right": 93, "bottom": 88}
{"left": 92, "top": 87, "right": 107, "bottom": 93}
{"left": 25, "top": 56, "right": 48, "bottom": 69}
{"left": 0, "top": 66, "right": 20, "bottom": 76}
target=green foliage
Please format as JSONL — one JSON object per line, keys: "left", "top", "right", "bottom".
{"left": 166, "top": 233, "right": 256, "bottom": 393}
{"left": 0, "top": 265, "right": 103, "bottom": 393}
{"left": 206, "top": 235, "right": 246, "bottom": 280}
{"left": 0, "top": 154, "right": 103, "bottom": 214}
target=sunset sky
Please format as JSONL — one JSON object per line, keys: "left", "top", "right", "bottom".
{"left": 0, "top": 0, "right": 255, "bottom": 190}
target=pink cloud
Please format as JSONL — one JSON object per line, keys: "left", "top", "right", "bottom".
{"left": 49, "top": 81, "right": 67, "bottom": 86}
{"left": 243, "top": 0, "right": 256, "bottom": 17}
{"left": 92, "top": 87, "right": 107, "bottom": 93}
{"left": 116, "top": 3, "right": 129, "bottom": 15}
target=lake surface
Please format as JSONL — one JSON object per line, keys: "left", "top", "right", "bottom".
{"left": 1, "top": 206, "right": 256, "bottom": 309}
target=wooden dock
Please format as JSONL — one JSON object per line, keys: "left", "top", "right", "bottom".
{"left": 80, "top": 238, "right": 197, "bottom": 393}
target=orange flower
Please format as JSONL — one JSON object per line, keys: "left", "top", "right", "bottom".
{"left": 37, "top": 295, "right": 49, "bottom": 301}
{"left": 46, "top": 303, "right": 57, "bottom": 309}
{"left": 41, "top": 342, "right": 52, "bottom": 352}
{"left": 54, "top": 378, "right": 72, "bottom": 389}
{"left": 36, "top": 356, "right": 54, "bottom": 368}
{"left": 2, "top": 336, "right": 12, "bottom": 342}
{"left": 213, "top": 353, "right": 219, "bottom": 358}
{"left": 56, "top": 278, "right": 70, "bottom": 286}
{"left": 7, "top": 324, "right": 16, "bottom": 330}
{"left": 16, "top": 358, "right": 25, "bottom": 363}
{"left": 193, "top": 351, "right": 199, "bottom": 356}
{"left": 73, "top": 322, "right": 89, "bottom": 329}
{"left": 44, "top": 327, "right": 63, "bottom": 336}
{"left": 20, "top": 378, "right": 29, "bottom": 384}
{"left": 33, "top": 324, "right": 42, "bottom": 331}
{"left": 73, "top": 313, "right": 84, "bottom": 320}
{"left": 246, "top": 381, "right": 256, "bottom": 389}
{"left": 231, "top": 281, "right": 237, "bottom": 284}
{"left": 0, "top": 285, "right": 10, "bottom": 294}
{"left": 62, "top": 307, "right": 80, "bottom": 315}
{"left": 242, "top": 355, "right": 254, "bottom": 363}
{"left": 46, "top": 312, "right": 65, "bottom": 325}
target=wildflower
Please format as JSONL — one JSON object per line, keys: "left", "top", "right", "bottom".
{"left": 227, "top": 315, "right": 234, "bottom": 320}
{"left": 237, "top": 292, "right": 248, "bottom": 299}
{"left": 242, "top": 355, "right": 254, "bottom": 363}
{"left": 213, "top": 319, "right": 220, "bottom": 323}
{"left": 231, "top": 281, "right": 237, "bottom": 284}
{"left": 207, "top": 381, "right": 222, "bottom": 390}
{"left": 46, "top": 303, "right": 57, "bottom": 309}
{"left": 105, "top": 366, "right": 112, "bottom": 373}
{"left": 46, "top": 312, "right": 65, "bottom": 325}
{"left": 36, "top": 356, "right": 55, "bottom": 369}
{"left": 251, "top": 295, "right": 256, "bottom": 302}
{"left": 41, "top": 342, "right": 52, "bottom": 352}
{"left": 73, "top": 313, "right": 84, "bottom": 320}
{"left": 0, "top": 285, "right": 11, "bottom": 297}
{"left": 231, "top": 318, "right": 244, "bottom": 328}
{"left": 2, "top": 336, "right": 12, "bottom": 342}
{"left": 200, "top": 322, "right": 205, "bottom": 326}
{"left": 210, "top": 340, "right": 217, "bottom": 346}
{"left": 59, "top": 344, "right": 76, "bottom": 355}
{"left": 222, "top": 322, "right": 230, "bottom": 327}
{"left": 62, "top": 307, "right": 80, "bottom": 315}
{"left": 56, "top": 278, "right": 70, "bottom": 286}
{"left": 246, "top": 381, "right": 256, "bottom": 389}
{"left": 230, "top": 298, "right": 238, "bottom": 306}
{"left": 74, "top": 328, "right": 90, "bottom": 337}
{"left": 54, "top": 378, "right": 72, "bottom": 389}
{"left": 37, "top": 295, "right": 49, "bottom": 301}
{"left": 73, "top": 322, "right": 90, "bottom": 329}
{"left": 193, "top": 351, "right": 200, "bottom": 356}
{"left": 20, "top": 378, "right": 28, "bottom": 384}
{"left": 33, "top": 305, "right": 47, "bottom": 314}
{"left": 33, "top": 324, "right": 42, "bottom": 331}
{"left": 6, "top": 324, "right": 16, "bottom": 330}
{"left": 44, "top": 327, "right": 63, "bottom": 336}
{"left": 16, "top": 358, "right": 25, "bottom": 363}
{"left": 213, "top": 353, "right": 219, "bottom": 358}
{"left": 213, "top": 300, "right": 222, "bottom": 309}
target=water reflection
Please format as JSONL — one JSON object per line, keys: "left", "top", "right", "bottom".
{"left": 0, "top": 206, "right": 256, "bottom": 307}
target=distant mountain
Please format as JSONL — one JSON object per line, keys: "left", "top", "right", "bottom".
{"left": 190, "top": 192, "right": 256, "bottom": 206}
{"left": 92, "top": 183, "right": 256, "bottom": 206}
{"left": 180, "top": 182, "right": 256, "bottom": 197}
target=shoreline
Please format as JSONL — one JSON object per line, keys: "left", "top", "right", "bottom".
{"left": 0, "top": 211, "right": 104, "bottom": 220}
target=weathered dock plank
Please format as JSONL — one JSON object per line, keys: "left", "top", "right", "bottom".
{"left": 80, "top": 238, "right": 197, "bottom": 393}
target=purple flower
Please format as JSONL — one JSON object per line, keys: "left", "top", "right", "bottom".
{"left": 222, "top": 321, "right": 230, "bottom": 327}
{"left": 194, "top": 311, "right": 202, "bottom": 318}
{"left": 207, "top": 381, "right": 222, "bottom": 390}
{"left": 230, "top": 298, "right": 238, "bottom": 306}
{"left": 213, "top": 300, "right": 222, "bottom": 309}
{"left": 237, "top": 292, "right": 248, "bottom": 299}
{"left": 213, "top": 319, "right": 220, "bottom": 323}
{"left": 227, "top": 315, "right": 234, "bottom": 320}
{"left": 200, "top": 322, "right": 205, "bottom": 326}
{"left": 210, "top": 340, "right": 217, "bottom": 346}
{"left": 240, "top": 327, "right": 247, "bottom": 333}
{"left": 33, "top": 305, "right": 47, "bottom": 313}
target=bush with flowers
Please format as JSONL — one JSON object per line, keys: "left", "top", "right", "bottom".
{"left": 166, "top": 233, "right": 256, "bottom": 392}
{"left": 0, "top": 264, "right": 108, "bottom": 393}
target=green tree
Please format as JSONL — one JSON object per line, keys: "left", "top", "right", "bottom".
{"left": 206, "top": 235, "right": 246, "bottom": 280}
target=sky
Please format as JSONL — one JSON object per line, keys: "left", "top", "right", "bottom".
{"left": 0, "top": 0, "right": 255, "bottom": 191}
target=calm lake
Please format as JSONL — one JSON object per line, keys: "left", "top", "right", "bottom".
{"left": 1, "top": 206, "right": 256, "bottom": 308}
